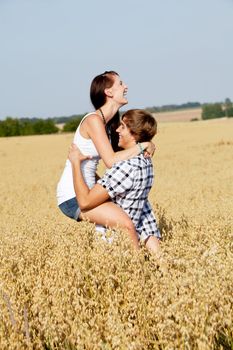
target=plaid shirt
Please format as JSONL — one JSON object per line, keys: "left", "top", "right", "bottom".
{"left": 98, "top": 154, "right": 161, "bottom": 240}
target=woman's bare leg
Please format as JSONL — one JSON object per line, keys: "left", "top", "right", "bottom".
{"left": 79, "top": 201, "right": 139, "bottom": 249}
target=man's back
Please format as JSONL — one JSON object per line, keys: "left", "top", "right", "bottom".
{"left": 98, "top": 154, "right": 160, "bottom": 240}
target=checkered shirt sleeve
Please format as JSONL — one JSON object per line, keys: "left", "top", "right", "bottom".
{"left": 98, "top": 161, "right": 134, "bottom": 199}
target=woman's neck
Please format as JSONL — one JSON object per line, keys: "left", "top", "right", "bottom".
{"left": 97, "top": 103, "right": 120, "bottom": 124}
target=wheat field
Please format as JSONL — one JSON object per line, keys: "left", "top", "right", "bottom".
{"left": 0, "top": 118, "right": 232, "bottom": 349}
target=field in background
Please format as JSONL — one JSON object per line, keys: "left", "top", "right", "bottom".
{"left": 0, "top": 119, "right": 232, "bottom": 349}
{"left": 55, "top": 108, "right": 203, "bottom": 131}
{"left": 152, "top": 107, "right": 202, "bottom": 122}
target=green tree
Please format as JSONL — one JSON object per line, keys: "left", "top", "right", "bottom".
{"left": 224, "top": 98, "right": 233, "bottom": 117}
{"left": 33, "top": 119, "right": 59, "bottom": 134}
{"left": 202, "top": 103, "right": 224, "bottom": 120}
{"left": 63, "top": 116, "right": 83, "bottom": 132}
{"left": 20, "top": 121, "right": 35, "bottom": 135}
{"left": 0, "top": 117, "right": 21, "bottom": 136}
{"left": 0, "top": 118, "right": 58, "bottom": 137}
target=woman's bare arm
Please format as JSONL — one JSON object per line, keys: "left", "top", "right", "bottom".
{"left": 84, "top": 114, "right": 154, "bottom": 168}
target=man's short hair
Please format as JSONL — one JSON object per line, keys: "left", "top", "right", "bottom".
{"left": 121, "top": 109, "right": 157, "bottom": 142}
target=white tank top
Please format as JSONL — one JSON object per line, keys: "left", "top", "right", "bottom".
{"left": 56, "top": 112, "right": 101, "bottom": 205}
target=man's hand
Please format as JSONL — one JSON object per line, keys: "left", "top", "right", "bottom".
{"left": 68, "top": 143, "right": 92, "bottom": 164}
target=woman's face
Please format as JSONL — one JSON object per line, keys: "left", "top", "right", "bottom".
{"left": 109, "top": 75, "right": 128, "bottom": 107}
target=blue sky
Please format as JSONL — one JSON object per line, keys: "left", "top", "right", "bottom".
{"left": 0, "top": 0, "right": 232, "bottom": 119}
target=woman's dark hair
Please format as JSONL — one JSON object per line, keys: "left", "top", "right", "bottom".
{"left": 106, "top": 112, "right": 121, "bottom": 151}
{"left": 90, "top": 71, "right": 121, "bottom": 151}
{"left": 90, "top": 71, "right": 118, "bottom": 109}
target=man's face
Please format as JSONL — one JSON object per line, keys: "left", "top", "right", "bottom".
{"left": 116, "top": 118, "right": 135, "bottom": 149}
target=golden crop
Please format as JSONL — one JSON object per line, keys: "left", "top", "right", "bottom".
{"left": 0, "top": 118, "right": 232, "bottom": 349}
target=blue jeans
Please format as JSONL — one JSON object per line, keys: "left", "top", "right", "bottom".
{"left": 59, "top": 197, "right": 80, "bottom": 221}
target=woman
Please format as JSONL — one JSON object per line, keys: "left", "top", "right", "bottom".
{"left": 57, "top": 71, "right": 155, "bottom": 249}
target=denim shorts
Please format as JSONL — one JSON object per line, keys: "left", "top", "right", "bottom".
{"left": 58, "top": 197, "right": 81, "bottom": 221}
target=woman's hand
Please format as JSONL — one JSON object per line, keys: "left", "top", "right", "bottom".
{"left": 68, "top": 143, "right": 92, "bottom": 164}
{"left": 144, "top": 141, "right": 156, "bottom": 158}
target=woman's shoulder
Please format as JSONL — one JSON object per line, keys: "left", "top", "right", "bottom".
{"left": 80, "top": 111, "right": 104, "bottom": 127}
{"left": 76, "top": 111, "right": 107, "bottom": 143}
{"left": 80, "top": 111, "right": 99, "bottom": 123}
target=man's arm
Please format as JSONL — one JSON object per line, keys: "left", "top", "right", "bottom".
{"left": 69, "top": 146, "right": 110, "bottom": 210}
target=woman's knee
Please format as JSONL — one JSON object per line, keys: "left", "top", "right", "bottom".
{"left": 118, "top": 215, "right": 135, "bottom": 232}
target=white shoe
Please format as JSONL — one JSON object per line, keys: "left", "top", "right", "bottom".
{"left": 95, "top": 225, "right": 113, "bottom": 243}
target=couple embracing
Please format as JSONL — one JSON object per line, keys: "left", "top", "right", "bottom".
{"left": 57, "top": 71, "right": 161, "bottom": 254}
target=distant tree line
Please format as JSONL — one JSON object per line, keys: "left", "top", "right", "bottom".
{"left": 1, "top": 99, "right": 232, "bottom": 137}
{"left": 0, "top": 114, "right": 85, "bottom": 137}
{"left": 147, "top": 99, "right": 233, "bottom": 120}
{"left": 52, "top": 114, "right": 85, "bottom": 125}
{"left": 0, "top": 118, "right": 59, "bottom": 137}
{"left": 147, "top": 102, "right": 201, "bottom": 113}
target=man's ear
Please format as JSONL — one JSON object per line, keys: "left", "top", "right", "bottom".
{"left": 104, "top": 88, "right": 113, "bottom": 98}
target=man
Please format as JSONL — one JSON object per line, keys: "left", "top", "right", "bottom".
{"left": 68, "top": 109, "right": 161, "bottom": 254}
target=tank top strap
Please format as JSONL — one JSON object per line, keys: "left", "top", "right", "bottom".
{"left": 79, "top": 112, "right": 98, "bottom": 127}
